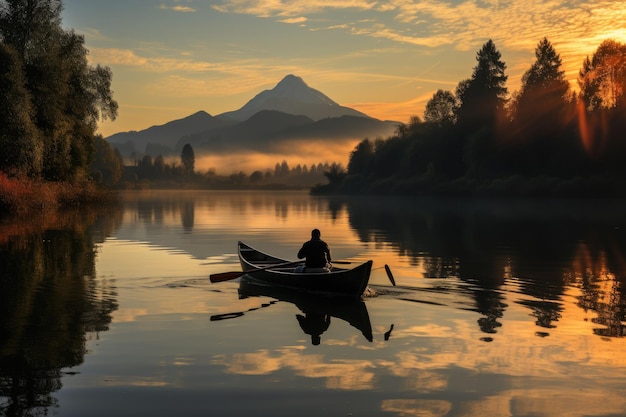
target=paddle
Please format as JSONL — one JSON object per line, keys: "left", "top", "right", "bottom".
{"left": 210, "top": 260, "right": 303, "bottom": 283}
{"left": 384, "top": 264, "right": 396, "bottom": 286}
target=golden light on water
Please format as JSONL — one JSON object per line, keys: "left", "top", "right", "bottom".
{"left": 64, "top": 189, "right": 626, "bottom": 417}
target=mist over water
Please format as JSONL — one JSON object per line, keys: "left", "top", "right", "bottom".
{"left": 193, "top": 139, "right": 358, "bottom": 173}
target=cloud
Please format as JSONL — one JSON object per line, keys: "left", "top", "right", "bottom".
{"left": 159, "top": 4, "right": 196, "bottom": 13}
{"left": 89, "top": 48, "right": 289, "bottom": 81}
{"left": 89, "top": 48, "right": 150, "bottom": 67}
{"left": 280, "top": 16, "right": 308, "bottom": 24}
{"left": 212, "top": 0, "right": 377, "bottom": 17}
{"left": 349, "top": 24, "right": 451, "bottom": 48}
{"left": 89, "top": 48, "right": 218, "bottom": 72}
{"left": 211, "top": 0, "right": 626, "bottom": 63}
{"left": 212, "top": 348, "right": 377, "bottom": 390}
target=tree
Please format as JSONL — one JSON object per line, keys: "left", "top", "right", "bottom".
{"left": 0, "top": 41, "right": 42, "bottom": 177}
{"left": 578, "top": 39, "right": 626, "bottom": 110}
{"left": 137, "top": 154, "right": 153, "bottom": 178}
{"left": 181, "top": 143, "right": 195, "bottom": 175}
{"left": 323, "top": 163, "right": 347, "bottom": 185}
{"left": 424, "top": 89, "right": 457, "bottom": 126}
{"left": 512, "top": 38, "right": 570, "bottom": 137}
{"left": 348, "top": 139, "right": 375, "bottom": 176}
{"left": 90, "top": 135, "right": 122, "bottom": 186}
{"left": 153, "top": 155, "right": 165, "bottom": 178}
{"left": 456, "top": 40, "right": 508, "bottom": 131}
{"left": 578, "top": 56, "right": 602, "bottom": 111}
{"left": 515, "top": 39, "right": 569, "bottom": 116}
{"left": 274, "top": 160, "right": 289, "bottom": 177}
{"left": 250, "top": 170, "right": 264, "bottom": 183}
{"left": 0, "top": 0, "right": 118, "bottom": 181}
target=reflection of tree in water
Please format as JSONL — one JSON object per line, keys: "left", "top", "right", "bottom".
{"left": 341, "top": 196, "right": 626, "bottom": 337}
{"left": 0, "top": 207, "right": 120, "bottom": 416}
{"left": 592, "top": 279, "right": 626, "bottom": 338}
{"left": 460, "top": 259, "right": 508, "bottom": 334}
{"left": 518, "top": 299, "right": 562, "bottom": 329}
{"left": 569, "top": 241, "right": 626, "bottom": 337}
{"left": 181, "top": 199, "right": 195, "bottom": 232}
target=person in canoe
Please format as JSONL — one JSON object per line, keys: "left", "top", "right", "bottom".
{"left": 296, "top": 228, "right": 332, "bottom": 272}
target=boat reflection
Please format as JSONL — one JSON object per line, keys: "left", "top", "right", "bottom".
{"left": 211, "top": 279, "right": 373, "bottom": 344}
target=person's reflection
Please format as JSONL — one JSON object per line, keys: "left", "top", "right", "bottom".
{"left": 296, "top": 312, "right": 331, "bottom": 345}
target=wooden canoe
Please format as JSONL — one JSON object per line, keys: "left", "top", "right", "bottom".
{"left": 238, "top": 241, "right": 372, "bottom": 297}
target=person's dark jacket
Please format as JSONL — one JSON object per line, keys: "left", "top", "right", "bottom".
{"left": 297, "top": 238, "right": 331, "bottom": 268}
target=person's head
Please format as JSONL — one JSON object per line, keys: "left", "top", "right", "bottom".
{"left": 311, "top": 229, "right": 321, "bottom": 239}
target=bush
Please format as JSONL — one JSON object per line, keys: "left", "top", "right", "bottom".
{"left": 0, "top": 171, "right": 117, "bottom": 215}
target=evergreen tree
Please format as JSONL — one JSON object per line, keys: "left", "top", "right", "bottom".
{"left": 456, "top": 40, "right": 508, "bottom": 131}
{"left": 510, "top": 38, "right": 573, "bottom": 176}
{"left": 181, "top": 143, "right": 195, "bottom": 175}
{"left": 513, "top": 38, "right": 570, "bottom": 135}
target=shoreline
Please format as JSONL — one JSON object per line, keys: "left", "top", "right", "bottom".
{"left": 0, "top": 172, "right": 118, "bottom": 216}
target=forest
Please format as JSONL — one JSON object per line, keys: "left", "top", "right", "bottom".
{"left": 314, "top": 38, "right": 626, "bottom": 198}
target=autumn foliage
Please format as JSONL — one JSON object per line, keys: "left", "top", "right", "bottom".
{"left": 0, "top": 171, "right": 116, "bottom": 214}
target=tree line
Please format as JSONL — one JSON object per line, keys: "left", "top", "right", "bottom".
{"left": 315, "top": 38, "right": 626, "bottom": 197}
{"left": 119, "top": 146, "right": 345, "bottom": 189}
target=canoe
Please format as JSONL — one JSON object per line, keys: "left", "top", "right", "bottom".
{"left": 238, "top": 241, "right": 372, "bottom": 297}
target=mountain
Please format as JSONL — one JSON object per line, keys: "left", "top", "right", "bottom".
{"left": 177, "top": 110, "right": 314, "bottom": 151}
{"left": 106, "top": 75, "right": 400, "bottom": 158}
{"left": 179, "top": 111, "right": 398, "bottom": 153}
{"left": 218, "top": 74, "right": 369, "bottom": 121}
{"left": 107, "top": 111, "right": 234, "bottom": 156}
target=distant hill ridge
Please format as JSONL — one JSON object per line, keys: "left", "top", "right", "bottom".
{"left": 107, "top": 75, "right": 399, "bottom": 158}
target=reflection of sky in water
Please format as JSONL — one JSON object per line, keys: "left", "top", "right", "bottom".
{"left": 56, "top": 191, "right": 626, "bottom": 417}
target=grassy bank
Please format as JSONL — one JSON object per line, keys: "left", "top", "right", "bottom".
{"left": 0, "top": 172, "right": 117, "bottom": 215}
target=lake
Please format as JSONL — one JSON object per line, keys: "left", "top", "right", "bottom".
{"left": 2, "top": 190, "right": 626, "bottom": 417}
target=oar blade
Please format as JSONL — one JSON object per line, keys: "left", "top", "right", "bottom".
{"left": 210, "top": 271, "right": 244, "bottom": 283}
{"left": 384, "top": 264, "right": 396, "bottom": 286}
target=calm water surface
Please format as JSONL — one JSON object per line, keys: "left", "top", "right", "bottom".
{"left": 2, "top": 190, "right": 626, "bottom": 417}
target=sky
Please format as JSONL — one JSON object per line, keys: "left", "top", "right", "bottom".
{"left": 60, "top": 0, "right": 626, "bottom": 138}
